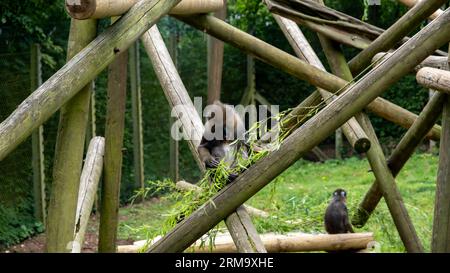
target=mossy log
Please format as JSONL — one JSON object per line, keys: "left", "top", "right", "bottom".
{"left": 65, "top": 0, "right": 223, "bottom": 19}
{"left": 148, "top": 9, "right": 450, "bottom": 253}
{"left": 46, "top": 19, "right": 97, "bottom": 253}
{"left": 0, "top": 0, "right": 180, "bottom": 162}
{"left": 417, "top": 67, "right": 450, "bottom": 94}
{"left": 98, "top": 17, "right": 129, "bottom": 253}
{"left": 174, "top": 14, "right": 441, "bottom": 141}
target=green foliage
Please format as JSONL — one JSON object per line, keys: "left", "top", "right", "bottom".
{"left": 118, "top": 153, "right": 438, "bottom": 253}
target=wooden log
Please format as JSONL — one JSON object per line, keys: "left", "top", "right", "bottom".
{"left": 30, "top": 44, "right": 46, "bottom": 224}
{"left": 141, "top": 25, "right": 204, "bottom": 169}
{"left": 352, "top": 92, "right": 446, "bottom": 227}
{"left": 65, "top": 0, "right": 223, "bottom": 19}
{"left": 98, "top": 17, "right": 129, "bottom": 253}
{"left": 225, "top": 206, "right": 267, "bottom": 253}
{"left": 265, "top": 0, "right": 448, "bottom": 56}
{"left": 315, "top": 8, "right": 423, "bottom": 251}
{"left": 207, "top": 0, "right": 226, "bottom": 105}
{"left": 373, "top": 53, "right": 449, "bottom": 72}
{"left": 431, "top": 48, "right": 450, "bottom": 253}
{"left": 348, "top": 0, "right": 448, "bottom": 75}
{"left": 46, "top": 19, "right": 97, "bottom": 253}
{"left": 176, "top": 181, "right": 269, "bottom": 218}
{"left": 174, "top": 14, "right": 442, "bottom": 141}
{"left": 397, "top": 0, "right": 444, "bottom": 20}
{"left": 148, "top": 9, "right": 450, "bottom": 253}
{"left": 417, "top": 67, "right": 450, "bottom": 94}
{"left": 432, "top": 94, "right": 450, "bottom": 252}
{"left": 72, "top": 137, "right": 105, "bottom": 253}
{"left": 273, "top": 14, "right": 371, "bottom": 153}
{"left": 142, "top": 25, "right": 265, "bottom": 253}
{"left": 129, "top": 42, "right": 145, "bottom": 193}
{"left": 119, "top": 232, "right": 374, "bottom": 253}
{"left": 0, "top": 0, "right": 181, "bottom": 162}
{"left": 168, "top": 31, "right": 180, "bottom": 183}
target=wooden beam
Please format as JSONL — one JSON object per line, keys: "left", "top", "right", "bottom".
{"left": 0, "top": 0, "right": 181, "bottom": 162}
{"left": 98, "top": 17, "right": 129, "bottom": 253}
{"left": 174, "top": 14, "right": 441, "bottom": 141}
{"left": 352, "top": 92, "right": 446, "bottom": 227}
{"left": 175, "top": 181, "right": 269, "bottom": 218}
{"left": 315, "top": 1, "right": 423, "bottom": 250}
{"left": 129, "top": 42, "right": 145, "bottom": 193}
{"left": 149, "top": 9, "right": 450, "bottom": 253}
{"left": 273, "top": 14, "right": 370, "bottom": 153}
{"left": 142, "top": 25, "right": 266, "bottom": 253}
{"left": 397, "top": 0, "right": 444, "bottom": 20}
{"left": 30, "top": 43, "right": 46, "bottom": 224}
{"left": 348, "top": 0, "right": 448, "bottom": 75}
{"left": 432, "top": 94, "right": 450, "bottom": 252}
{"left": 207, "top": 0, "right": 227, "bottom": 105}
{"left": 119, "top": 232, "right": 375, "bottom": 253}
{"left": 71, "top": 137, "right": 105, "bottom": 253}
{"left": 65, "top": 0, "right": 223, "bottom": 19}
{"left": 417, "top": 67, "right": 450, "bottom": 94}
{"left": 46, "top": 19, "right": 97, "bottom": 253}
{"left": 431, "top": 47, "right": 450, "bottom": 253}
{"left": 168, "top": 31, "right": 180, "bottom": 183}
{"left": 373, "top": 53, "right": 449, "bottom": 72}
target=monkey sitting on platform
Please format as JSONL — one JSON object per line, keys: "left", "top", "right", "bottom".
{"left": 324, "top": 188, "right": 354, "bottom": 234}
{"left": 198, "top": 100, "right": 248, "bottom": 183}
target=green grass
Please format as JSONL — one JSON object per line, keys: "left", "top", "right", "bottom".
{"left": 118, "top": 152, "right": 439, "bottom": 253}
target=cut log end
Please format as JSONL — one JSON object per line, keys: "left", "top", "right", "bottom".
{"left": 354, "top": 138, "right": 371, "bottom": 154}
{"left": 65, "top": 0, "right": 97, "bottom": 20}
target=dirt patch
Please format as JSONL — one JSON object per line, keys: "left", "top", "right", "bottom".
{"left": 4, "top": 214, "right": 133, "bottom": 253}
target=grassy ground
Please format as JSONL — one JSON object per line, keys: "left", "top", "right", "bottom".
{"left": 117, "top": 153, "right": 439, "bottom": 253}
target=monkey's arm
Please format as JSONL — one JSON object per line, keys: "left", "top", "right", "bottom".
{"left": 198, "top": 138, "right": 219, "bottom": 168}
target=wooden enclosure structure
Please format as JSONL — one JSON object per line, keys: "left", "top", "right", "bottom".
{"left": 2, "top": 0, "right": 450, "bottom": 253}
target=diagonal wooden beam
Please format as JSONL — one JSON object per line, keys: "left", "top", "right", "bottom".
{"left": 148, "top": 9, "right": 450, "bottom": 253}
{"left": 141, "top": 25, "right": 266, "bottom": 253}
{"left": 174, "top": 14, "right": 441, "bottom": 140}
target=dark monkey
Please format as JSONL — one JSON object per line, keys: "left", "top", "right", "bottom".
{"left": 198, "top": 101, "right": 248, "bottom": 183}
{"left": 324, "top": 188, "right": 354, "bottom": 234}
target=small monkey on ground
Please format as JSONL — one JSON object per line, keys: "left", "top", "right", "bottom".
{"left": 198, "top": 100, "right": 248, "bottom": 183}
{"left": 324, "top": 188, "right": 354, "bottom": 234}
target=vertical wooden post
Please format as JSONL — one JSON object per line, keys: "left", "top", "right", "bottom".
{"left": 30, "top": 43, "right": 46, "bottom": 224}
{"left": 98, "top": 17, "right": 129, "bottom": 253}
{"left": 168, "top": 30, "right": 179, "bottom": 183}
{"left": 207, "top": 0, "right": 227, "bottom": 105}
{"left": 335, "top": 128, "right": 343, "bottom": 159}
{"left": 429, "top": 89, "right": 437, "bottom": 152}
{"left": 46, "top": 19, "right": 97, "bottom": 253}
{"left": 85, "top": 82, "right": 97, "bottom": 148}
{"left": 431, "top": 48, "right": 450, "bottom": 253}
{"left": 129, "top": 42, "right": 145, "bottom": 192}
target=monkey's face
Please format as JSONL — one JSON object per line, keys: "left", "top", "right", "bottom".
{"left": 332, "top": 188, "right": 347, "bottom": 203}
